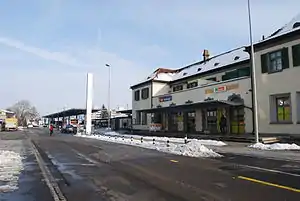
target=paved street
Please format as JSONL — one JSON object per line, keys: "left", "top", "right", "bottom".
{"left": 1, "top": 129, "right": 300, "bottom": 201}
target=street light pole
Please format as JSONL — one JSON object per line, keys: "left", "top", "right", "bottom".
{"left": 247, "top": 0, "right": 259, "bottom": 143}
{"left": 106, "top": 64, "right": 111, "bottom": 129}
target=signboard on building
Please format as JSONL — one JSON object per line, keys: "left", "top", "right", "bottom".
{"left": 205, "top": 84, "right": 239, "bottom": 94}
{"left": 213, "top": 86, "right": 227, "bottom": 93}
{"left": 159, "top": 95, "right": 172, "bottom": 102}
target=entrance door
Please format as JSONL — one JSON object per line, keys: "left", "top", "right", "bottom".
{"left": 206, "top": 109, "right": 218, "bottom": 133}
{"left": 230, "top": 107, "right": 245, "bottom": 134}
{"left": 186, "top": 111, "right": 196, "bottom": 133}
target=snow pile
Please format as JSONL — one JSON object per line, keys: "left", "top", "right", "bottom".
{"left": 249, "top": 143, "right": 300, "bottom": 150}
{"left": 92, "top": 130, "right": 227, "bottom": 146}
{"left": 76, "top": 134, "right": 222, "bottom": 158}
{"left": 0, "top": 150, "right": 24, "bottom": 192}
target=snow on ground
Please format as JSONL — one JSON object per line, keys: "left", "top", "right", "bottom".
{"left": 0, "top": 150, "right": 24, "bottom": 192}
{"left": 249, "top": 143, "right": 300, "bottom": 150}
{"left": 93, "top": 129, "right": 227, "bottom": 146}
{"left": 76, "top": 134, "right": 222, "bottom": 158}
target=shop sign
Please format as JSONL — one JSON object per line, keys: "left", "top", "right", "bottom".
{"left": 159, "top": 95, "right": 172, "bottom": 102}
{"left": 213, "top": 86, "right": 227, "bottom": 93}
{"left": 205, "top": 83, "right": 239, "bottom": 94}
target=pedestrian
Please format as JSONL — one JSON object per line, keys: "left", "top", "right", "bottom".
{"left": 220, "top": 114, "right": 227, "bottom": 134}
{"left": 49, "top": 124, "right": 54, "bottom": 136}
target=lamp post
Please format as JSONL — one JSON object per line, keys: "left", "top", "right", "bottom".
{"left": 106, "top": 64, "right": 111, "bottom": 129}
{"left": 247, "top": 0, "right": 259, "bottom": 143}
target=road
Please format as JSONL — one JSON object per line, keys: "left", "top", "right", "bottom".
{"left": 1, "top": 128, "right": 300, "bottom": 201}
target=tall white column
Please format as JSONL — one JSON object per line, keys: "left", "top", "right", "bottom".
{"left": 86, "top": 73, "right": 93, "bottom": 135}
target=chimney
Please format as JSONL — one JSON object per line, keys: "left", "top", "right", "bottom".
{"left": 203, "top": 49, "right": 210, "bottom": 62}
{"left": 262, "top": 35, "right": 265, "bottom": 40}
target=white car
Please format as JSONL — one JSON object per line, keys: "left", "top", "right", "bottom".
{"left": 28, "top": 124, "right": 33, "bottom": 128}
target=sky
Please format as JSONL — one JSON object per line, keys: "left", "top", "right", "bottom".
{"left": 0, "top": 0, "right": 299, "bottom": 115}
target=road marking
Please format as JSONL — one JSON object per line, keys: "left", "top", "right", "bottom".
{"left": 239, "top": 164, "right": 300, "bottom": 177}
{"left": 238, "top": 176, "right": 300, "bottom": 193}
{"left": 30, "top": 140, "right": 67, "bottom": 201}
{"left": 170, "top": 160, "right": 179, "bottom": 163}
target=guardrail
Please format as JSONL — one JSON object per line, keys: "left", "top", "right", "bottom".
{"left": 90, "top": 131, "right": 190, "bottom": 146}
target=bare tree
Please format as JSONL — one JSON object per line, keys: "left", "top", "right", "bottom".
{"left": 100, "top": 104, "right": 108, "bottom": 119}
{"left": 7, "top": 100, "right": 39, "bottom": 126}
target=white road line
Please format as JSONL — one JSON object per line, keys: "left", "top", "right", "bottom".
{"left": 240, "top": 164, "right": 300, "bottom": 177}
{"left": 30, "top": 140, "right": 67, "bottom": 201}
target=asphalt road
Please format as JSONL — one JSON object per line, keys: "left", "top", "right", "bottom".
{"left": 2, "top": 128, "right": 300, "bottom": 201}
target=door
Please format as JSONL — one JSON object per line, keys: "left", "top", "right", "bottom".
{"left": 230, "top": 107, "right": 245, "bottom": 134}
{"left": 206, "top": 109, "right": 218, "bottom": 133}
{"left": 186, "top": 111, "right": 196, "bottom": 133}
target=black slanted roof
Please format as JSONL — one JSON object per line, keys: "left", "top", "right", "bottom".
{"left": 43, "top": 108, "right": 100, "bottom": 118}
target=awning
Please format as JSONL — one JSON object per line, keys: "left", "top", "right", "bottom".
{"left": 139, "top": 100, "right": 244, "bottom": 112}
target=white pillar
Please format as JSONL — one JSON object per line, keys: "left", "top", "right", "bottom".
{"left": 86, "top": 73, "right": 93, "bottom": 135}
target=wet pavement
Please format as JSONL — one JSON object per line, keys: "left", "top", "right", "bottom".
{"left": 26, "top": 128, "right": 300, "bottom": 201}
{"left": 0, "top": 131, "right": 52, "bottom": 201}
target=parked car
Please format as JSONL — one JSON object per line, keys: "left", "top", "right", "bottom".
{"left": 61, "top": 124, "right": 77, "bottom": 134}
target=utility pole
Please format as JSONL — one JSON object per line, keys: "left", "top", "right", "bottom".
{"left": 106, "top": 64, "right": 111, "bottom": 129}
{"left": 247, "top": 0, "right": 259, "bottom": 143}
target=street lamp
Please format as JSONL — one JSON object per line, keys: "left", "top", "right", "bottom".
{"left": 106, "top": 64, "right": 111, "bottom": 129}
{"left": 247, "top": 0, "right": 259, "bottom": 143}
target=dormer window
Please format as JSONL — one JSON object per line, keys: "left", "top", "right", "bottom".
{"left": 183, "top": 72, "right": 187, "bottom": 76}
{"left": 293, "top": 22, "right": 300, "bottom": 29}
{"left": 234, "top": 56, "right": 240, "bottom": 60}
{"left": 197, "top": 68, "right": 202, "bottom": 71}
{"left": 214, "top": 62, "right": 219, "bottom": 66}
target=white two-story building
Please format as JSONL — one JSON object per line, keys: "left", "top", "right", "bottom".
{"left": 131, "top": 47, "right": 253, "bottom": 135}
{"left": 253, "top": 13, "right": 300, "bottom": 135}
{"left": 130, "top": 13, "right": 300, "bottom": 137}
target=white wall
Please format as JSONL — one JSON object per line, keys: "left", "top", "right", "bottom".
{"left": 152, "top": 82, "right": 170, "bottom": 96}
{"left": 255, "top": 38, "right": 300, "bottom": 134}
{"left": 152, "top": 78, "right": 252, "bottom": 108}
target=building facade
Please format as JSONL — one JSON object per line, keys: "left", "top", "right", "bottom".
{"left": 253, "top": 14, "right": 300, "bottom": 135}
{"left": 131, "top": 47, "right": 254, "bottom": 135}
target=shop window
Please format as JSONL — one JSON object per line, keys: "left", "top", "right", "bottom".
{"left": 134, "top": 90, "right": 140, "bottom": 101}
{"left": 270, "top": 94, "right": 292, "bottom": 123}
{"left": 297, "top": 92, "right": 300, "bottom": 123}
{"left": 141, "top": 88, "right": 149, "bottom": 99}
{"left": 292, "top": 44, "right": 300, "bottom": 67}
{"left": 141, "top": 112, "right": 147, "bottom": 125}
{"left": 261, "top": 48, "right": 289, "bottom": 73}
{"left": 187, "top": 81, "right": 198, "bottom": 89}
{"left": 173, "top": 85, "right": 183, "bottom": 92}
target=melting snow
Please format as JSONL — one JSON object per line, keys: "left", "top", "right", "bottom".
{"left": 0, "top": 150, "right": 24, "bottom": 192}
{"left": 249, "top": 143, "right": 300, "bottom": 150}
{"left": 76, "top": 134, "right": 222, "bottom": 158}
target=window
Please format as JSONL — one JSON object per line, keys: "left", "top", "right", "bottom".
{"left": 261, "top": 48, "right": 289, "bottom": 73}
{"left": 292, "top": 44, "right": 300, "bottom": 67}
{"left": 187, "top": 81, "right": 198, "bottom": 89}
{"left": 270, "top": 94, "right": 292, "bottom": 123}
{"left": 141, "top": 88, "right": 149, "bottom": 99}
{"left": 173, "top": 85, "right": 183, "bottom": 92}
{"left": 222, "top": 67, "right": 250, "bottom": 81}
{"left": 297, "top": 92, "right": 300, "bottom": 123}
{"left": 276, "top": 96, "right": 291, "bottom": 122}
{"left": 141, "top": 112, "right": 147, "bottom": 125}
{"left": 206, "top": 77, "right": 217, "bottom": 81}
{"left": 134, "top": 90, "right": 140, "bottom": 101}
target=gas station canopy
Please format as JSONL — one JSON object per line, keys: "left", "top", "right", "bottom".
{"left": 43, "top": 108, "right": 100, "bottom": 119}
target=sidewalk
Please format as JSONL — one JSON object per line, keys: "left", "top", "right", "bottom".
{"left": 207, "top": 141, "right": 300, "bottom": 162}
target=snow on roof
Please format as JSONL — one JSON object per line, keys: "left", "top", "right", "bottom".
{"left": 273, "top": 13, "right": 300, "bottom": 36}
{"left": 171, "top": 47, "right": 249, "bottom": 81}
{"left": 256, "top": 13, "right": 300, "bottom": 45}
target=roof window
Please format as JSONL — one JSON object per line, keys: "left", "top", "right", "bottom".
{"left": 214, "top": 62, "right": 219, "bottom": 66}
{"left": 147, "top": 76, "right": 151, "bottom": 79}
{"left": 183, "top": 72, "right": 187, "bottom": 76}
{"left": 293, "top": 22, "right": 300, "bottom": 29}
{"left": 197, "top": 68, "right": 202, "bottom": 71}
{"left": 234, "top": 56, "right": 240, "bottom": 60}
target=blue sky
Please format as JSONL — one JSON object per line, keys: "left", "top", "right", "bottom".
{"left": 0, "top": 0, "right": 299, "bottom": 115}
